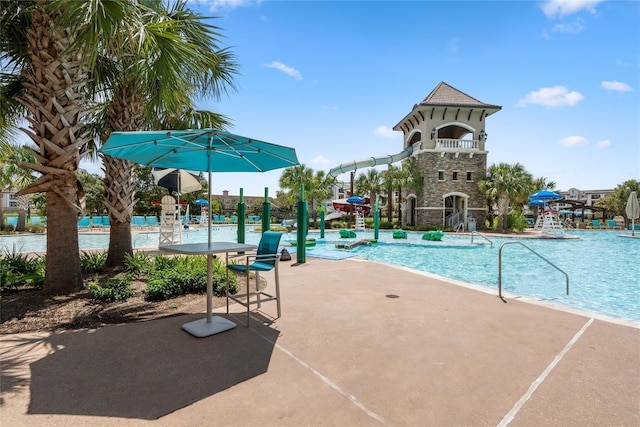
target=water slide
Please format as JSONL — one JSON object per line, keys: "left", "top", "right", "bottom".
{"left": 327, "top": 146, "right": 414, "bottom": 178}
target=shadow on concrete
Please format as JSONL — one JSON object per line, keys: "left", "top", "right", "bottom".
{"left": 26, "top": 313, "right": 279, "bottom": 420}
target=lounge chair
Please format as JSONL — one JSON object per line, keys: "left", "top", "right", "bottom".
{"left": 606, "top": 219, "right": 620, "bottom": 230}
{"left": 145, "top": 216, "right": 159, "bottom": 227}
{"left": 132, "top": 216, "right": 147, "bottom": 227}
{"left": 30, "top": 216, "right": 42, "bottom": 226}
{"left": 6, "top": 216, "right": 18, "bottom": 227}
{"left": 78, "top": 216, "right": 90, "bottom": 228}
{"left": 591, "top": 219, "right": 601, "bottom": 229}
{"left": 227, "top": 231, "right": 283, "bottom": 326}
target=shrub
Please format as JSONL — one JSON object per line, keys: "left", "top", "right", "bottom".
{"left": 80, "top": 251, "right": 107, "bottom": 274}
{"left": 124, "top": 251, "right": 153, "bottom": 274}
{"left": 27, "top": 224, "right": 46, "bottom": 233}
{"left": 88, "top": 275, "right": 134, "bottom": 302}
{"left": 144, "top": 255, "right": 237, "bottom": 301}
{"left": 0, "top": 250, "right": 45, "bottom": 290}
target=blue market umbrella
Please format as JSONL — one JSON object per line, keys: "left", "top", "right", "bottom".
{"left": 346, "top": 195, "right": 366, "bottom": 204}
{"left": 528, "top": 199, "right": 546, "bottom": 207}
{"left": 529, "top": 190, "right": 563, "bottom": 201}
{"left": 193, "top": 198, "right": 208, "bottom": 205}
{"left": 100, "top": 129, "right": 299, "bottom": 333}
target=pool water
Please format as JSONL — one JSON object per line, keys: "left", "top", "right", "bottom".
{"left": 2, "top": 228, "right": 639, "bottom": 323}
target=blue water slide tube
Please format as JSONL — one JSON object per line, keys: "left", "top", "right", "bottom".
{"left": 327, "top": 146, "right": 413, "bottom": 178}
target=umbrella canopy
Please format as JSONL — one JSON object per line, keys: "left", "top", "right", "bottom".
{"left": 626, "top": 191, "right": 639, "bottom": 236}
{"left": 529, "top": 190, "right": 563, "bottom": 201}
{"left": 100, "top": 129, "right": 298, "bottom": 173}
{"left": 152, "top": 168, "right": 202, "bottom": 195}
{"left": 193, "top": 199, "right": 209, "bottom": 205}
{"left": 346, "top": 195, "right": 366, "bottom": 204}
{"left": 528, "top": 199, "right": 546, "bottom": 207}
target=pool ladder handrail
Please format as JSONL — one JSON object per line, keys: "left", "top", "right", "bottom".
{"left": 470, "top": 231, "right": 493, "bottom": 245}
{"left": 498, "top": 241, "right": 569, "bottom": 299}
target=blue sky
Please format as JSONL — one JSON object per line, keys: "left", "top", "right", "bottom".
{"left": 92, "top": 0, "right": 640, "bottom": 197}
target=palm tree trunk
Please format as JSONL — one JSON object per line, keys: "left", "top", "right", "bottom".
{"left": 44, "top": 191, "right": 83, "bottom": 294}
{"left": 16, "top": 194, "right": 29, "bottom": 231}
{"left": 103, "top": 156, "right": 136, "bottom": 267}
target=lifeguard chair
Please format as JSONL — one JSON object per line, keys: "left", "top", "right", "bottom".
{"left": 159, "top": 195, "right": 181, "bottom": 246}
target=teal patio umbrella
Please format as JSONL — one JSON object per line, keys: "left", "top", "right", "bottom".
{"left": 100, "top": 129, "right": 299, "bottom": 244}
{"left": 100, "top": 129, "right": 299, "bottom": 332}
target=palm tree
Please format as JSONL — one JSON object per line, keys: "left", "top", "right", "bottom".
{"left": 1, "top": 0, "right": 94, "bottom": 293}
{"left": 478, "top": 163, "right": 532, "bottom": 233}
{"left": 381, "top": 165, "right": 398, "bottom": 222}
{"left": 279, "top": 164, "right": 314, "bottom": 201}
{"left": 0, "top": 141, "right": 37, "bottom": 231}
{"left": 69, "top": 0, "right": 238, "bottom": 267}
{"left": 393, "top": 160, "right": 423, "bottom": 225}
{"left": 355, "top": 168, "right": 383, "bottom": 218}
{"left": 307, "top": 170, "right": 336, "bottom": 222}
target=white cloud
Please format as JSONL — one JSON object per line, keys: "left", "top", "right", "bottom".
{"left": 559, "top": 136, "right": 588, "bottom": 147}
{"left": 517, "top": 86, "right": 584, "bottom": 108}
{"left": 540, "top": 0, "right": 604, "bottom": 19}
{"left": 310, "top": 155, "right": 331, "bottom": 166}
{"left": 374, "top": 125, "right": 398, "bottom": 138}
{"left": 601, "top": 81, "right": 633, "bottom": 92}
{"left": 550, "top": 19, "right": 585, "bottom": 34}
{"left": 596, "top": 139, "right": 612, "bottom": 149}
{"left": 265, "top": 61, "right": 302, "bottom": 80}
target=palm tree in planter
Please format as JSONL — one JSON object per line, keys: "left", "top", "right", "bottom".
{"left": 75, "top": 0, "right": 238, "bottom": 267}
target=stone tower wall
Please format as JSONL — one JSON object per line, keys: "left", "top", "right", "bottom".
{"left": 409, "top": 151, "right": 487, "bottom": 227}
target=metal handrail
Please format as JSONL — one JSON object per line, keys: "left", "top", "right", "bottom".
{"left": 498, "top": 241, "right": 569, "bottom": 299}
{"left": 455, "top": 222, "right": 464, "bottom": 233}
{"left": 471, "top": 231, "right": 493, "bottom": 245}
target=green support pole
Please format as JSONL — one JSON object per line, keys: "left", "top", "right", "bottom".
{"left": 374, "top": 198, "right": 380, "bottom": 240}
{"left": 237, "top": 188, "right": 245, "bottom": 244}
{"left": 296, "top": 185, "right": 307, "bottom": 264}
{"left": 320, "top": 206, "right": 325, "bottom": 239}
{"left": 261, "top": 187, "right": 271, "bottom": 234}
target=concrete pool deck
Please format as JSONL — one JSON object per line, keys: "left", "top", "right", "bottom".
{"left": 1, "top": 257, "right": 639, "bottom": 426}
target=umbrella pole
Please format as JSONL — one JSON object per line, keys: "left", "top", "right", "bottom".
{"left": 206, "top": 169, "right": 213, "bottom": 323}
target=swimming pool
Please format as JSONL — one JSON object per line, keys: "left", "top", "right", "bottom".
{"left": 2, "top": 228, "right": 639, "bottom": 323}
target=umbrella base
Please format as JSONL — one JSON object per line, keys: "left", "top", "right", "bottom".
{"left": 182, "top": 316, "right": 236, "bottom": 337}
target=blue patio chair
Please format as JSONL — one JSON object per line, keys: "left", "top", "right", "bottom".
{"left": 591, "top": 219, "right": 601, "bottom": 229}
{"left": 30, "top": 216, "right": 42, "bottom": 226}
{"left": 78, "top": 216, "right": 90, "bottom": 228}
{"left": 230, "top": 215, "right": 238, "bottom": 223}
{"left": 102, "top": 216, "right": 110, "bottom": 227}
{"left": 6, "top": 216, "right": 18, "bottom": 227}
{"left": 132, "top": 216, "right": 147, "bottom": 227}
{"left": 145, "top": 216, "right": 159, "bottom": 226}
{"left": 227, "top": 231, "right": 283, "bottom": 326}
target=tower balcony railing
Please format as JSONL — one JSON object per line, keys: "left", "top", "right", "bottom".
{"left": 435, "top": 138, "right": 479, "bottom": 150}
